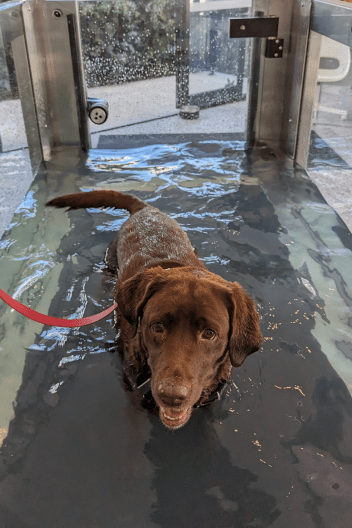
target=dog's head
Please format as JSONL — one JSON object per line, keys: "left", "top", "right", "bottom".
{"left": 117, "top": 267, "right": 262, "bottom": 430}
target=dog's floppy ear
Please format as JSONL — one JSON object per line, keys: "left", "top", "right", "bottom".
{"left": 227, "top": 283, "right": 262, "bottom": 367}
{"left": 117, "top": 268, "right": 166, "bottom": 336}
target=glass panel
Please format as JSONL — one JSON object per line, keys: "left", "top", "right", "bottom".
{"left": 79, "top": 0, "right": 251, "bottom": 147}
{"left": 189, "top": 3, "right": 249, "bottom": 107}
{"left": 0, "top": 23, "right": 28, "bottom": 153}
{"left": 0, "top": 23, "right": 28, "bottom": 152}
{"left": 80, "top": 0, "right": 179, "bottom": 147}
{"left": 307, "top": 34, "right": 352, "bottom": 233}
{"left": 0, "top": 9, "right": 35, "bottom": 238}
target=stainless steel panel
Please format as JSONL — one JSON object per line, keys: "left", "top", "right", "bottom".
{"left": 44, "top": 1, "right": 89, "bottom": 152}
{"left": 252, "top": 0, "right": 295, "bottom": 148}
{"left": 22, "top": 0, "right": 90, "bottom": 161}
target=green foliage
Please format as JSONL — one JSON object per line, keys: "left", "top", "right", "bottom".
{"left": 79, "top": 0, "right": 178, "bottom": 87}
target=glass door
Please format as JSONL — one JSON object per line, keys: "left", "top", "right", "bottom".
{"left": 78, "top": 0, "right": 253, "bottom": 148}
{"left": 188, "top": 1, "right": 250, "bottom": 110}
{"left": 296, "top": 0, "right": 352, "bottom": 233}
{"left": 0, "top": 1, "right": 41, "bottom": 235}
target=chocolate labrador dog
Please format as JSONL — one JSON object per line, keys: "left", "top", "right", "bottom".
{"left": 47, "top": 191, "right": 262, "bottom": 430}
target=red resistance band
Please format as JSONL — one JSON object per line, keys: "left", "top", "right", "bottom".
{"left": 0, "top": 288, "right": 117, "bottom": 327}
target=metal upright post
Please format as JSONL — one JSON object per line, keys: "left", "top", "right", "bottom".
{"left": 21, "top": 0, "right": 90, "bottom": 161}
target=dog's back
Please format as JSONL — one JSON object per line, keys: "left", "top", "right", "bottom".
{"left": 47, "top": 190, "right": 203, "bottom": 279}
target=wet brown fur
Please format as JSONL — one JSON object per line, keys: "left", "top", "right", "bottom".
{"left": 47, "top": 190, "right": 262, "bottom": 424}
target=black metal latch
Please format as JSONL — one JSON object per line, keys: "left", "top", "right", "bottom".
{"left": 229, "top": 16, "right": 284, "bottom": 58}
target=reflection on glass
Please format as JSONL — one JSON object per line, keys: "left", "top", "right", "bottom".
{"left": 189, "top": 1, "right": 250, "bottom": 105}
{"left": 79, "top": 0, "right": 178, "bottom": 140}
{"left": 80, "top": 0, "right": 177, "bottom": 87}
{"left": 310, "top": 35, "right": 352, "bottom": 166}
{"left": 307, "top": 35, "right": 352, "bottom": 231}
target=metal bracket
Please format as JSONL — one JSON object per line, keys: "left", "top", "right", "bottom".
{"left": 265, "top": 37, "right": 284, "bottom": 58}
{"left": 229, "top": 16, "right": 283, "bottom": 59}
{"left": 229, "top": 16, "right": 279, "bottom": 39}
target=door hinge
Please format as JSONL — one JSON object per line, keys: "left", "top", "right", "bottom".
{"left": 265, "top": 37, "right": 284, "bottom": 58}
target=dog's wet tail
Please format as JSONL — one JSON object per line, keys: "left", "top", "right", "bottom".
{"left": 46, "top": 190, "right": 147, "bottom": 216}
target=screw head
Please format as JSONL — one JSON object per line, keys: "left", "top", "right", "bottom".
{"left": 240, "top": 25, "right": 246, "bottom": 31}
{"left": 52, "top": 9, "right": 63, "bottom": 18}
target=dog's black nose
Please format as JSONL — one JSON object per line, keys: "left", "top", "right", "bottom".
{"left": 157, "top": 379, "right": 191, "bottom": 407}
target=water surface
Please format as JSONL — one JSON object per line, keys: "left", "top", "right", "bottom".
{"left": 0, "top": 137, "right": 351, "bottom": 527}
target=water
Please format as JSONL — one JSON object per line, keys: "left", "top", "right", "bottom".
{"left": 0, "top": 137, "right": 351, "bottom": 527}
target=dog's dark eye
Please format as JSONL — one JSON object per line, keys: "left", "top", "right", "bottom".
{"left": 202, "top": 329, "right": 216, "bottom": 340}
{"left": 152, "top": 322, "right": 164, "bottom": 333}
